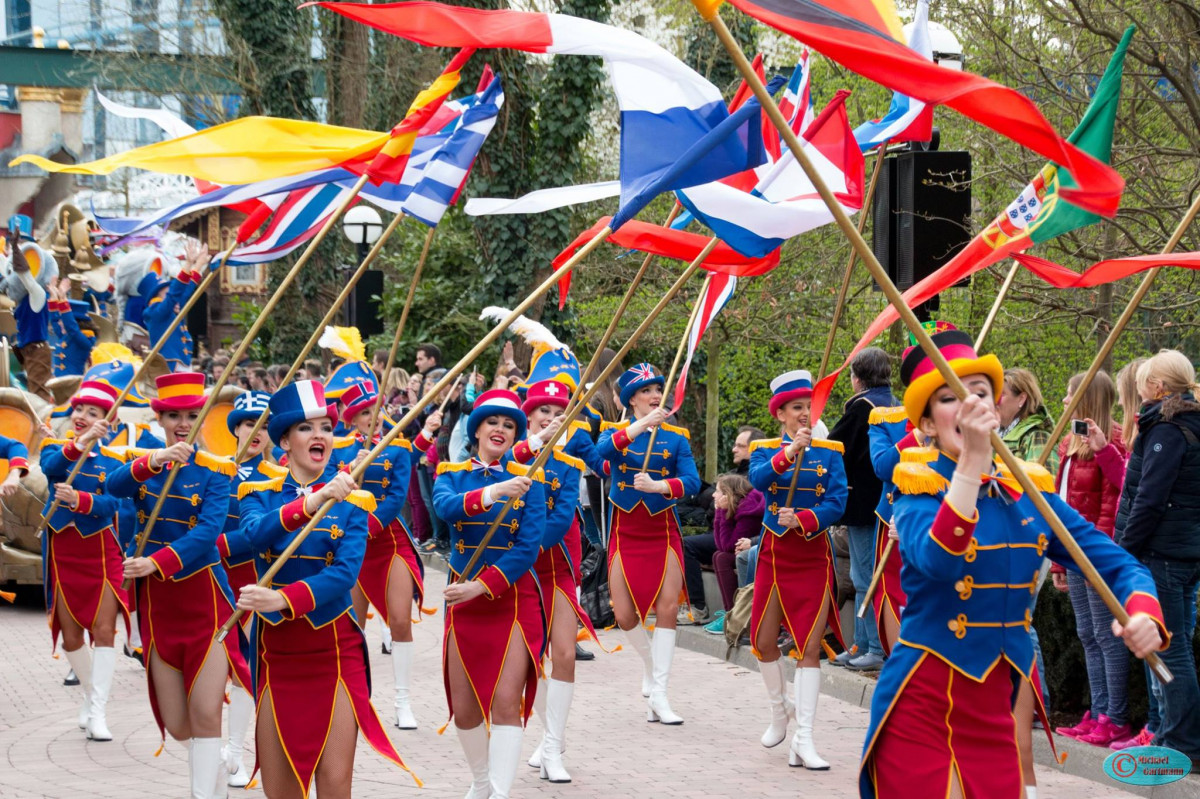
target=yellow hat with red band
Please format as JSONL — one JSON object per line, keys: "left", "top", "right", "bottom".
{"left": 151, "top": 372, "right": 207, "bottom": 412}
{"left": 900, "top": 323, "right": 1004, "bottom": 428}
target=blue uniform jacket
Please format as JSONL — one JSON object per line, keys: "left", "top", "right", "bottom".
{"left": 144, "top": 275, "right": 196, "bottom": 371}
{"left": 238, "top": 471, "right": 374, "bottom": 628}
{"left": 218, "top": 454, "right": 288, "bottom": 569}
{"left": 107, "top": 447, "right": 234, "bottom": 580}
{"left": 432, "top": 455, "right": 546, "bottom": 598}
{"left": 48, "top": 302, "right": 94, "bottom": 377}
{"left": 14, "top": 296, "right": 47, "bottom": 347}
{"left": 867, "top": 406, "right": 914, "bottom": 526}
{"left": 0, "top": 435, "right": 29, "bottom": 475}
{"left": 595, "top": 420, "right": 700, "bottom": 515}
{"left": 325, "top": 432, "right": 424, "bottom": 532}
{"left": 748, "top": 435, "right": 847, "bottom": 538}
{"left": 40, "top": 437, "right": 127, "bottom": 537}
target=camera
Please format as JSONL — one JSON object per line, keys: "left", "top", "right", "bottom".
{"left": 1072, "top": 420, "right": 1089, "bottom": 436}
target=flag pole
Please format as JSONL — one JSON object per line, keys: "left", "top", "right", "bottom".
{"left": 974, "top": 261, "right": 1021, "bottom": 351}
{"left": 639, "top": 270, "right": 714, "bottom": 472}
{"left": 698, "top": 2, "right": 1173, "bottom": 682}
{"left": 124, "top": 173, "right": 373, "bottom": 590}
{"left": 455, "top": 240, "right": 716, "bottom": 585}
{"left": 1035, "top": 192, "right": 1200, "bottom": 467}
{"left": 216, "top": 223, "right": 615, "bottom": 637}
{"left": 816, "top": 142, "right": 888, "bottom": 383}
{"left": 857, "top": 539, "right": 893, "bottom": 618}
{"left": 566, "top": 204, "right": 683, "bottom": 418}
{"left": 367, "top": 225, "right": 435, "bottom": 438}
{"left": 233, "top": 212, "right": 407, "bottom": 463}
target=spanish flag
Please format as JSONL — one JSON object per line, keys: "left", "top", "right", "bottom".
{"left": 11, "top": 49, "right": 474, "bottom": 186}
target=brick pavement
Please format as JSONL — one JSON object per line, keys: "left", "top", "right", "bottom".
{"left": 0, "top": 568, "right": 1143, "bottom": 798}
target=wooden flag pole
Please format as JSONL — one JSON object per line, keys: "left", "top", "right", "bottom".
{"left": 124, "top": 174, "right": 373, "bottom": 590}
{"left": 368, "top": 225, "right": 435, "bottom": 438}
{"left": 639, "top": 271, "right": 713, "bottom": 472}
{"left": 36, "top": 241, "right": 232, "bottom": 535}
{"left": 816, "top": 142, "right": 889, "bottom": 383}
{"left": 699, "top": 4, "right": 1173, "bottom": 681}
{"left": 858, "top": 538, "right": 893, "bottom": 618}
{"left": 455, "top": 239, "right": 717, "bottom": 585}
{"left": 1036, "top": 193, "right": 1200, "bottom": 467}
{"left": 216, "top": 223, "right": 615, "bottom": 637}
{"left": 974, "top": 261, "right": 1021, "bottom": 351}
{"left": 233, "top": 212, "right": 407, "bottom": 463}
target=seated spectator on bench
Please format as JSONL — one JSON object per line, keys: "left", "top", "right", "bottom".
{"left": 681, "top": 473, "right": 763, "bottom": 627}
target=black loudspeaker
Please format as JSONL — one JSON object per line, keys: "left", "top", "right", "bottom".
{"left": 352, "top": 269, "right": 385, "bottom": 339}
{"left": 872, "top": 151, "right": 973, "bottom": 295}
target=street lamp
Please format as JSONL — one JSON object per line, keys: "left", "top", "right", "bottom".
{"left": 927, "top": 22, "right": 963, "bottom": 71}
{"left": 340, "top": 205, "right": 383, "bottom": 328}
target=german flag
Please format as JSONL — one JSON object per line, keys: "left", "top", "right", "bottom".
{"left": 695, "top": 0, "right": 1124, "bottom": 219}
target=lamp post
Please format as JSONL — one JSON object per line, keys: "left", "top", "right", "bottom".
{"left": 341, "top": 205, "right": 383, "bottom": 328}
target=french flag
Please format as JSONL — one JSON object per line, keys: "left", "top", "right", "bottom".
{"left": 852, "top": 0, "right": 934, "bottom": 150}
{"left": 670, "top": 272, "right": 737, "bottom": 414}
{"left": 310, "top": 1, "right": 766, "bottom": 215}
{"left": 675, "top": 88, "right": 865, "bottom": 259}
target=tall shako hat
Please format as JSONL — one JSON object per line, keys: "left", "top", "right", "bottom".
{"left": 899, "top": 321, "right": 1004, "bottom": 427}
{"left": 617, "top": 363, "right": 664, "bottom": 408}
{"left": 82, "top": 359, "right": 149, "bottom": 407}
{"left": 151, "top": 372, "right": 206, "bottom": 412}
{"left": 467, "top": 389, "right": 527, "bottom": 443}
{"left": 268, "top": 379, "right": 338, "bottom": 445}
{"left": 226, "top": 390, "right": 272, "bottom": 435}
{"left": 768, "top": 369, "right": 813, "bottom": 416}
{"left": 324, "top": 359, "right": 375, "bottom": 402}
{"left": 70, "top": 381, "right": 119, "bottom": 414}
{"left": 339, "top": 380, "right": 381, "bottom": 423}
{"left": 522, "top": 379, "right": 571, "bottom": 414}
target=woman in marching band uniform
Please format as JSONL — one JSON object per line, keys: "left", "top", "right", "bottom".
{"left": 111, "top": 372, "right": 251, "bottom": 799}
{"left": 432, "top": 389, "right": 546, "bottom": 799}
{"left": 327, "top": 379, "right": 442, "bottom": 731}
{"left": 747, "top": 370, "right": 846, "bottom": 769}
{"left": 235, "top": 380, "right": 411, "bottom": 799}
{"left": 39, "top": 380, "right": 129, "bottom": 741}
{"left": 596, "top": 364, "right": 700, "bottom": 725}
{"left": 867, "top": 404, "right": 918, "bottom": 654}
{"left": 859, "top": 326, "right": 1166, "bottom": 799}
{"left": 513, "top": 378, "right": 603, "bottom": 783}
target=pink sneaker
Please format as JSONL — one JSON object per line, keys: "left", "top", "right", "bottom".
{"left": 1077, "top": 717, "right": 1131, "bottom": 746}
{"left": 1110, "top": 726, "right": 1154, "bottom": 751}
{"left": 1055, "top": 710, "right": 1097, "bottom": 740}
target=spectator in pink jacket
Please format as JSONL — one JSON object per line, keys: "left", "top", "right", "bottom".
{"left": 683, "top": 473, "right": 764, "bottom": 628}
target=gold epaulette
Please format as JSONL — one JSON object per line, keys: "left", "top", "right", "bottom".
{"left": 892, "top": 461, "right": 950, "bottom": 496}
{"left": 868, "top": 406, "right": 908, "bottom": 425}
{"left": 570, "top": 419, "right": 592, "bottom": 434}
{"left": 436, "top": 461, "right": 473, "bottom": 476}
{"left": 749, "top": 437, "right": 783, "bottom": 454}
{"left": 332, "top": 435, "right": 356, "bottom": 449}
{"left": 549, "top": 448, "right": 586, "bottom": 472}
{"left": 391, "top": 437, "right": 414, "bottom": 452}
{"left": 600, "top": 420, "right": 629, "bottom": 432}
{"left": 122, "top": 447, "right": 150, "bottom": 462}
{"left": 195, "top": 450, "right": 236, "bottom": 477}
{"left": 507, "top": 461, "right": 545, "bottom": 482}
{"left": 256, "top": 460, "right": 289, "bottom": 479}
{"left": 40, "top": 438, "right": 68, "bottom": 451}
{"left": 661, "top": 421, "right": 690, "bottom": 440}
{"left": 98, "top": 445, "right": 127, "bottom": 461}
{"left": 997, "top": 460, "right": 1057, "bottom": 493}
{"left": 810, "top": 438, "right": 844, "bottom": 455}
{"left": 346, "top": 490, "right": 377, "bottom": 513}
{"left": 238, "top": 475, "right": 285, "bottom": 500}
{"left": 899, "top": 446, "right": 939, "bottom": 464}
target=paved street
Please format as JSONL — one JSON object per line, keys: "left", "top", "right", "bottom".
{"left": 0, "top": 567, "right": 1142, "bottom": 798}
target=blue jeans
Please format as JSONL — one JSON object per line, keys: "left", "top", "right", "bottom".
{"left": 847, "top": 524, "right": 883, "bottom": 656}
{"left": 580, "top": 506, "right": 602, "bottom": 547}
{"left": 738, "top": 545, "right": 760, "bottom": 586}
{"left": 1143, "top": 557, "right": 1200, "bottom": 757}
{"left": 1067, "top": 572, "right": 1128, "bottom": 724}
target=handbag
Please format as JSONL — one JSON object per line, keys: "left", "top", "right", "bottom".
{"left": 724, "top": 583, "right": 755, "bottom": 652}
{"left": 579, "top": 541, "right": 615, "bottom": 630}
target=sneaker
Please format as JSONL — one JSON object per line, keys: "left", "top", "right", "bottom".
{"left": 1056, "top": 711, "right": 1096, "bottom": 740}
{"left": 704, "top": 613, "right": 726, "bottom": 635}
{"left": 419, "top": 540, "right": 438, "bottom": 553}
{"left": 1076, "top": 716, "right": 1130, "bottom": 747}
{"left": 677, "top": 606, "right": 711, "bottom": 625}
{"left": 1110, "top": 726, "right": 1154, "bottom": 751}
{"left": 831, "top": 650, "right": 855, "bottom": 668}
{"left": 847, "top": 652, "right": 885, "bottom": 671}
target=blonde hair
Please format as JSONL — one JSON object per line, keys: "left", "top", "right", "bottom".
{"left": 1003, "top": 368, "right": 1047, "bottom": 423}
{"left": 382, "top": 367, "right": 410, "bottom": 397}
{"left": 1065, "top": 371, "right": 1116, "bottom": 460}
{"left": 1116, "top": 358, "right": 1146, "bottom": 445}
{"left": 714, "top": 473, "right": 753, "bottom": 521}
{"left": 1136, "top": 349, "right": 1199, "bottom": 401}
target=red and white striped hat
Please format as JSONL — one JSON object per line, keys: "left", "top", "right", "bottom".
{"left": 70, "top": 381, "right": 120, "bottom": 414}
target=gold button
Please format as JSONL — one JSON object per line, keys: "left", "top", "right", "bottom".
{"left": 954, "top": 580, "right": 965, "bottom": 593}
{"left": 947, "top": 619, "right": 958, "bottom": 631}
{"left": 953, "top": 526, "right": 965, "bottom": 537}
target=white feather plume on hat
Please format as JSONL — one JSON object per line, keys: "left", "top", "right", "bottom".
{"left": 479, "top": 307, "right": 569, "bottom": 351}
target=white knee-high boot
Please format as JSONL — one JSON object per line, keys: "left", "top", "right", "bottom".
{"left": 63, "top": 645, "right": 93, "bottom": 730}
{"left": 488, "top": 725, "right": 523, "bottom": 799}
{"left": 455, "top": 724, "right": 490, "bottom": 799}
{"left": 788, "top": 667, "right": 829, "bottom": 770}
{"left": 759, "top": 659, "right": 790, "bottom": 748}
{"left": 86, "top": 646, "right": 116, "bottom": 741}
{"left": 623, "top": 625, "right": 654, "bottom": 698}
{"left": 379, "top": 615, "right": 392, "bottom": 654}
{"left": 540, "top": 679, "right": 574, "bottom": 783}
{"left": 392, "top": 642, "right": 417, "bottom": 729}
{"left": 223, "top": 686, "right": 255, "bottom": 787}
{"left": 527, "top": 676, "right": 547, "bottom": 768}
{"left": 646, "top": 628, "right": 683, "bottom": 725}
{"left": 191, "top": 737, "right": 227, "bottom": 799}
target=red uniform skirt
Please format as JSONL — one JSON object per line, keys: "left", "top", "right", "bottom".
{"left": 46, "top": 525, "right": 130, "bottom": 649}
{"left": 257, "top": 614, "right": 411, "bottom": 792}
{"left": 871, "top": 517, "right": 906, "bottom": 656}
{"left": 443, "top": 570, "right": 544, "bottom": 725}
{"left": 357, "top": 519, "right": 425, "bottom": 625}
{"left": 222, "top": 560, "right": 258, "bottom": 599}
{"left": 608, "top": 504, "right": 686, "bottom": 623}
{"left": 535, "top": 521, "right": 599, "bottom": 645}
{"left": 750, "top": 528, "right": 842, "bottom": 657}
{"left": 137, "top": 567, "right": 252, "bottom": 738}
{"left": 865, "top": 654, "right": 1025, "bottom": 799}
